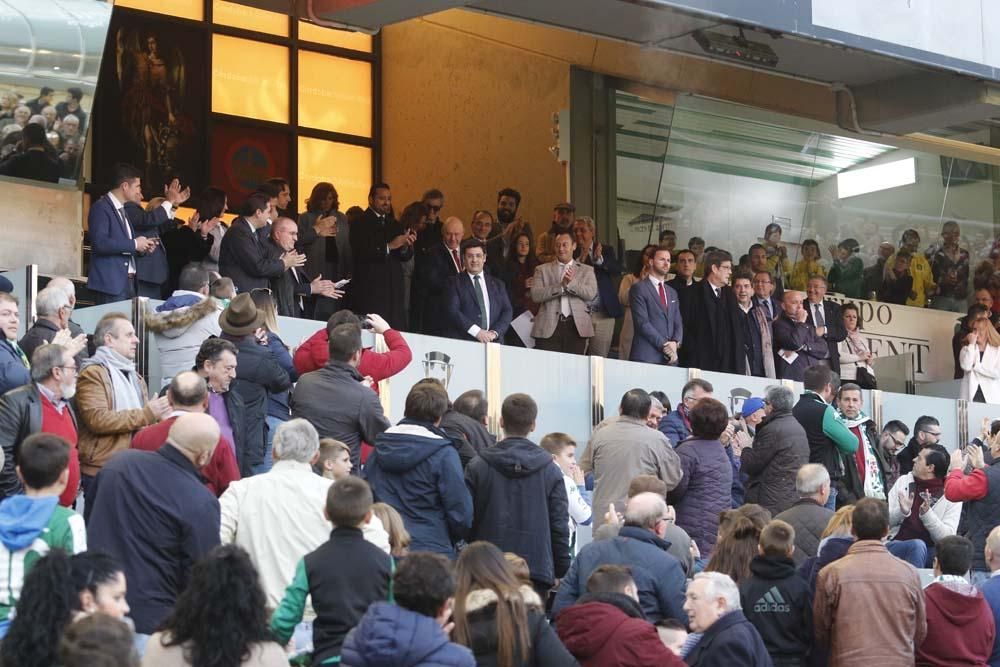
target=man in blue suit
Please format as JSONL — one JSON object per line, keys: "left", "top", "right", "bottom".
{"left": 629, "top": 247, "right": 683, "bottom": 365}
{"left": 573, "top": 217, "right": 623, "bottom": 358}
{"left": 127, "top": 177, "right": 191, "bottom": 299}
{"left": 444, "top": 239, "right": 512, "bottom": 343}
{"left": 87, "top": 163, "right": 161, "bottom": 304}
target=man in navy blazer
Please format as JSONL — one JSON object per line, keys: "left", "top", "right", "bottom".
{"left": 87, "top": 163, "right": 160, "bottom": 304}
{"left": 126, "top": 177, "right": 191, "bottom": 299}
{"left": 444, "top": 239, "right": 512, "bottom": 343}
{"left": 573, "top": 217, "right": 623, "bottom": 358}
{"left": 752, "top": 269, "right": 782, "bottom": 322}
{"left": 629, "top": 246, "right": 683, "bottom": 364}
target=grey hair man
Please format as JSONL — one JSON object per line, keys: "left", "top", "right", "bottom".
{"left": 0, "top": 343, "right": 79, "bottom": 500}
{"left": 683, "top": 571, "right": 771, "bottom": 664}
{"left": 17, "top": 285, "right": 87, "bottom": 363}
{"left": 219, "top": 417, "right": 389, "bottom": 610}
{"left": 774, "top": 463, "right": 835, "bottom": 565}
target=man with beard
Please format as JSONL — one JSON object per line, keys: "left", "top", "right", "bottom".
{"left": 0, "top": 344, "right": 81, "bottom": 505}
{"left": 536, "top": 202, "right": 576, "bottom": 264}
{"left": 415, "top": 188, "right": 445, "bottom": 256}
{"left": 492, "top": 187, "right": 533, "bottom": 261}
{"left": 350, "top": 183, "right": 415, "bottom": 330}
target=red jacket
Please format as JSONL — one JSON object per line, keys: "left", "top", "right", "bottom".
{"left": 292, "top": 328, "right": 412, "bottom": 395}
{"left": 556, "top": 595, "right": 684, "bottom": 667}
{"left": 131, "top": 416, "right": 241, "bottom": 496}
{"left": 916, "top": 581, "right": 995, "bottom": 666}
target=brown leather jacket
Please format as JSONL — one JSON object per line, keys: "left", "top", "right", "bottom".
{"left": 76, "top": 364, "right": 156, "bottom": 477}
{"left": 814, "top": 540, "right": 926, "bottom": 666}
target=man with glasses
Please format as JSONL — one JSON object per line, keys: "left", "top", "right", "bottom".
{"left": 658, "top": 379, "right": 713, "bottom": 445}
{"left": 415, "top": 188, "right": 445, "bottom": 256}
{"left": 897, "top": 416, "right": 942, "bottom": 477}
{"left": 752, "top": 270, "right": 782, "bottom": 322}
{"left": 0, "top": 344, "right": 80, "bottom": 505}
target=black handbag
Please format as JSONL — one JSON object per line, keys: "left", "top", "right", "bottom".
{"left": 848, "top": 335, "right": 877, "bottom": 389}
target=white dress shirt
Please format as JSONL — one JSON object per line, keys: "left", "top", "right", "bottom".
{"left": 558, "top": 261, "right": 575, "bottom": 317}
{"left": 466, "top": 270, "right": 491, "bottom": 337}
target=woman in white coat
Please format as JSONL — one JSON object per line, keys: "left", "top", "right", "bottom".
{"left": 960, "top": 315, "right": 1000, "bottom": 403}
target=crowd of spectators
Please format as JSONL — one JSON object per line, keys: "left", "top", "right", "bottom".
{"left": 0, "top": 85, "right": 85, "bottom": 183}
{"left": 4, "top": 164, "right": 1000, "bottom": 665}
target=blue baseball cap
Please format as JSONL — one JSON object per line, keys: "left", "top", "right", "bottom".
{"left": 741, "top": 397, "right": 766, "bottom": 418}
{"left": 0, "top": 275, "right": 12, "bottom": 294}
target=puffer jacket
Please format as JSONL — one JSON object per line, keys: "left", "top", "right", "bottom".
{"left": 365, "top": 420, "right": 473, "bottom": 556}
{"left": 742, "top": 410, "right": 810, "bottom": 516}
{"left": 342, "top": 601, "right": 476, "bottom": 667}
{"left": 668, "top": 437, "right": 733, "bottom": 557}
{"left": 145, "top": 293, "right": 221, "bottom": 387}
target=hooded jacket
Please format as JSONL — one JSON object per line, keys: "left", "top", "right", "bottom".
{"left": 739, "top": 555, "right": 813, "bottom": 667}
{"left": 366, "top": 420, "right": 473, "bottom": 556}
{"left": 916, "top": 579, "right": 995, "bottom": 666}
{"left": 553, "top": 525, "right": 687, "bottom": 624}
{"left": 557, "top": 592, "right": 684, "bottom": 667}
{"left": 0, "top": 494, "right": 86, "bottom": 622}
{"left": 465, "top": 437, "right": 570, "bottom": 587}
{"left": 341, "top": 601, "right": 476, "bottom": 667}
{"left": 145, "top": 293, "right": 221, "bottom": 387}
{"left": 742, "top": 410, "right": 810, "bottom": 516}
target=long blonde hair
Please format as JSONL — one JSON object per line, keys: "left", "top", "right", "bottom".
{"left": 821, "top": 505, "right": 854, "bottom": 539}
{"left": 370, "top": 502, "right": 410, "bottom": 558}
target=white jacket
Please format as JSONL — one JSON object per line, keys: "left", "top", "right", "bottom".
{"left": 960, "top": 342, "right": 1000, "bottom": 403}
{"left": 887, "top": 472, "right": 961, "bottom": 542}
{"left": 219, "top": 460, "right": 389, "bottom": 612}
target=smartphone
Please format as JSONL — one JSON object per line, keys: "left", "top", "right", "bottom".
{"left": 908, "top": 482, "right": 916, "bottom": 496}
{"left": 334, "top": 278, "right": 351, "bottom": 289}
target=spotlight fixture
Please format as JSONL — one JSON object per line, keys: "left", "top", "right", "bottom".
{"left": 693, "top": 27, "right": 779, "bottom": 68}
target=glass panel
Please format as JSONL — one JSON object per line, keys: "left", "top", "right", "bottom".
{"left": 297, "top": 137, "right": 371, "bottom": 212}
{"left": 603, "top": 358, "right": 688, "bottom": 419}
{"left": 114, "top": 0, "right": 203, "bottom": 21}
{"left": 967, "top": 402, "right": 999, "bottom": 451}
{"left": 881, "top": 391, "right": 958, "bottom": 452}
{"left": 0, "top": 267, "right": 28, "bottom": 335}
{"left": 212, "top": 35, "right": 289, "bottom": 123}
{"left": 298, "top": 51, "right": 372, "bottom": 137}
{"left": 298, "top": 20, "right": 372, "bottom": 52}
{"left": 213, "top": 0, "right": 288, "bottom": 36}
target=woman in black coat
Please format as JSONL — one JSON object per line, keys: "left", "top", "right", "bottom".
{"left": 453, "top": 542, "right": 577, "bottom": 667}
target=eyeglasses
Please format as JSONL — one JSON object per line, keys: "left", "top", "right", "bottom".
{"left": 922, "top": 430, "right": 942, "bottom": 438}
{"left": 426, "top": 204, "right": 442, "bottom": 213}
{"left": 57, "top": 365, "right": 77, "bottom": 375}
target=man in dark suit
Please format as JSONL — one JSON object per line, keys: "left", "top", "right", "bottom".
{"left": 573, "top": 217, "right": 623, "bottom": 358}
{"left": 414, "top": 188, "right": 445, "bottom": 256}
{"left": 444, "top": 240, "right": 512, "bottom": 343}
{"left": 126, "top": 176, "right": 191, "bottom": 299}
{"left": 629, "top": 246, "right": 682, "bottom": 364}
{"left": 413, "top": 216, "right": 464, "bottom": 335}
{"left": 667, "top": 248, "right": 697, "bottom": 294}
{"left": 734, "top": 273, "right": 775, "bottom": 378}
{"left": 752, "top": 270, "right": 782, "bottom": 322}
{"left": 267, "top": 217, "right": 341, "bottom": 318}
{"left": 468, "top": 209, "right": 505, "bottom": 277}
{"left": 773, "top": 290, "right": 829, "bottom": 381}
{"left": 219, "top": 192, "right": 305, "bottom": 294}
{"left": 350, "top": 183, "right": 415, "bottom": 330}
{"left": 750, "top": 244, "right": 785, "bottom": 298}
{"left": 805, "top": 276, "right": 847, "bottom": 374}
{"left": 677, "top": 250, "right": 745, "bottom": 374}
{"left": 86, "top": 163, "right": 160, "bottom": 303}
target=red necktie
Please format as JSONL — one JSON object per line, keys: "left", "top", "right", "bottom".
{"left": 451, "top": 249, "right": 462, "bottom": 272}
{"left": 658, "top": 282, "right": 667, "bottom": 306}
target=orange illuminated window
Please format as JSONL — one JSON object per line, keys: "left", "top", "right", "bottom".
{"left": 212, "top": 35, "right": 290, "bottom": 124}
{"left": 298, "top": 51, "right": 372, "bottom": 137}
{"left": 297, "top": 137, "right": 371, "bottom": 212}
{"left": 114, "top": 0, "right": 203, "bottom": 20}
{"left": 213, "top": 0, "right": 288, "bottom": 36}
{"left": 298, "top": 21, "right": 372, "bottom": 52}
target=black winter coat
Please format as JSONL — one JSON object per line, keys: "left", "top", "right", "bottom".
{"left": 226, "top": 335, "right": 292, "bottom": 473}
{"left": 465, "top": 437, "right": 570, "bottom": 587}
{"left": 742, "top": 410, "right": 810, "bottom": 516}
{"left": 685, "top": 609, "right": 774, "bottom": 667}
{"left": 739, "top": 555, "right": 813, "bottom": 667}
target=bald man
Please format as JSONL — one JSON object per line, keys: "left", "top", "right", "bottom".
{"left": 413, "top": 216, "right": 466, "bottom": 334}
{"left": 85, "top": 410, "right": 222, "bottom": 640}
{"left": 268, "top": 217, "right": 341, "bottom": 318}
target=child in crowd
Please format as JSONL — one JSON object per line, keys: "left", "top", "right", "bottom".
{"left": 371, "top": 502, "right": 411, "bottom": 559}
{"left": 656, "top": 619, "right": 688, "bottom": 656}
{"left": 270, "top": 477, "right": 393, "bottom": 664}
{"left": 316, "top": 438, "right": 353, "bottom": 481}
{"left": 0, "top": 433, "right": 86, "bottom": 637}
{"left": 739, "top": 519, "right": 813, "bottom": 667}
{"left": 540, "top": 432, "right": 592, "bottom": 552}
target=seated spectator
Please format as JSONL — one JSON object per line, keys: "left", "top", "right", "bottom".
{"left": 270, "top": 477, "right": 392, "bottom": 664}
{"left": 144, "top": 545, "right": 286, "bottom": 666}
{"left": 658, "top": 378, "right": 712, "bottom": 445}
{"left": 774, "top": 464, "right": 834, "bottom": 567}
{"left": 915, "top": 535, "right": 995, "bottom": 667}
{"left": 826, "top": 238, "right": 864, "bottom": 298}
{"left": 315, "top": 438, "right": 352, "bottom": 480}
{"left": 814, "top": 498, "right": 926, "bottom": 666}
{"left": 705, "top": 508, "right": 767, "bottom": 585}
{"left": 877, "top": 249, "right": 914, "bottom": 305}
{"left": 740, "top": 385, "right": 809, "bottom": 517}
{"left": 60, "top": 613, "right": 139, "bottom": 667}
{"left": 370, "top": 502, "right": 410, "bottom": 559}
{"left": 553, "top": 492, "right": 687, "bottom": 624}
{"left": 452, "top": 541, "right": 576, "bottom": 666}
{"left": 886, "top": 443, "right": 959, "bottom": 569}
{"left": 959, "top": 311, "right": 1000, "bottom": 402}
{"left": 838, "top": 303, "right": 876, "bottom": 387}
{"left": 540, "top": 432, "right": 592, "bottom": 552}
{"left": 221, "top": 419, "right": 388, "bottom": 611}
{"left": 293, "top": 310, "right": 411, "bottom": 381}
{"left": 465, "top": 393, "right": 569, "bottom": 598}
{"left": 980, "top": 526, "right": 1000, "bottom": 666}
{"left": 144, "top": 265, "right": 221, "bottom": 388}
{"left": 0, "top": 433, "right": 85, "bottom": 636}
{"left": 581, "top": 388, "right": 681, "bottom": 530}
{"left": 132, "top": 371, "right": 240, "bottom": 497}
{"left": 669, "top": 397, "right": 734, "bottom": 561}
{"left": 683, "top": 571, "right": 772, "bottom": 666}
{"left": 739, "top": 520, "right": 813, "bottom": 667}
{"left": 18, "top": 285, "right": 86, "bottom": 365}
{"left": 557, "top": 564, "right": 685, "bottom": 667}
{"left": 342, "top": 552, "right": 475, "bottom": 667}
{"left": 366, "top": 381, "right": 473, "bottom": 557}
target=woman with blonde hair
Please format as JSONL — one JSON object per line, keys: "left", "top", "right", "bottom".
{"left": 802, "top": 505, "right": 856, "bottom": 594}
{"left": 959, "top": 313, "right": 1000, "bottom": 403}
{"left": 371, "top": 502, "right": 411, "bottom": 559}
